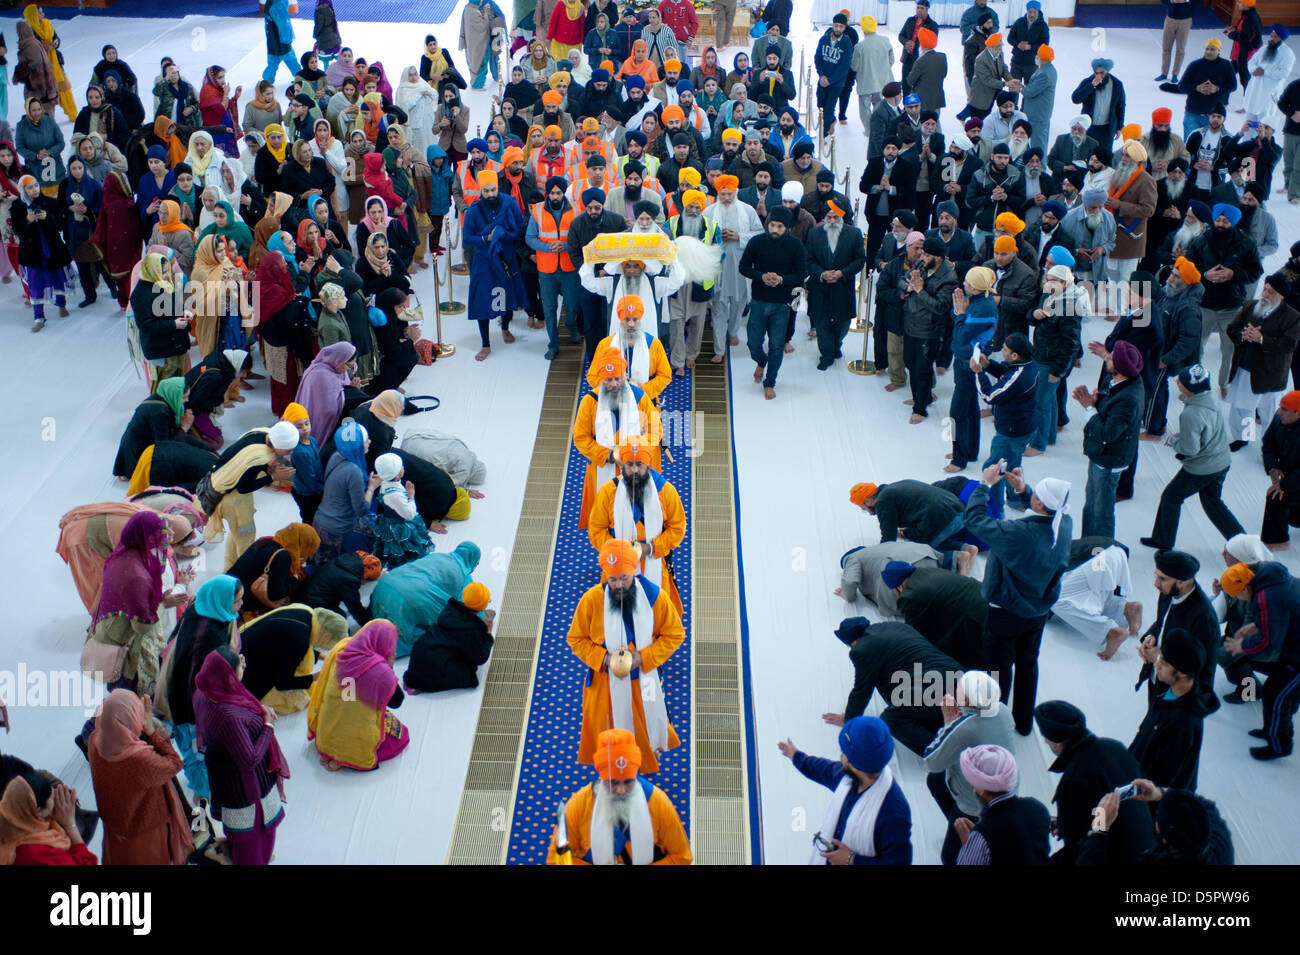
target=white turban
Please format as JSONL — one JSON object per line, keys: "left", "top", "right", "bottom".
{"left": 958, "top": 670, "right": 1001, "bottom": 710}
{"left": 375, "top": 452, "right": 404, "bottom": 482}
{"left": 781, "top": 181, "right": 804, "bottom": 203}
{"left": 268, "top": 421, "right": 301, "bottom": 452}
{"left": 1225, "top": 534, "right": 1271, "bottom": 564}
{"left": 1034, "top": 476, "right": 1071, "bottom": 542}
{"left": 1069, "top": 114, "right": 1091, "bottom": 131}
{"left": 951, "top": 132, "right": 973, "bottom": 151}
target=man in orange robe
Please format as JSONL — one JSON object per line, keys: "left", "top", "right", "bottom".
{"left": 573, "top": 347, "right": 661, "bottom": 528}
{"left": 567, "top": 540, "right": 684, "bottom": 773}
{"left": 585, "top": 296, "right": 672, "bottom": 402}
{"left": 547, "top": 728, "right": 693, "bottom": 864}
{"left": 588, "top": 434, "right": 685, "bottom": 614}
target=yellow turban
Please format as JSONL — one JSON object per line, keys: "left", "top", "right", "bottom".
{"left": 721, "top": 127, "right": 743, "bottom": 144}
{"left": 678, "top": 167, "right": 701, "bottom": 187}
{"left": 548, "top": 71, "right": 572, "bottom": 88}
{"left": 681, "top": 189, "right": 707, "bottom": 210}
{"left": 859, "top": 15, "right": 876, "bottom": 33}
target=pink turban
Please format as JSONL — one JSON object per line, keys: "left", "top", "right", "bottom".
{"left": 960, "top": 744, "right": 1019, "bottom": 793}
{"left": 905, "top": 230, "right": 926, "bottom": 246}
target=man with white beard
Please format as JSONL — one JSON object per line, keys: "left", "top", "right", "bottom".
{"left": 1243, "top": 26, "right": 1295, "bottom": 123}
{"left": 1158, "top": 199, "right": 1209, "bottom": 267}
{"left": 1105, "top": 139, "right": 1158, "bottom": 289}
{"left": 588, "top": 435, "right": 686, "bottom": 613}
{"left": 1004, "top": 120, "right": 1032, "bottom": 164}
{"left": 1046, "top": 115, "right": 1097, "bottom": 179}
{"left": 1144, "top": 158, "right": 1192, "bottom": 271}
{"left": 807, "top": 199, "right": 868, "bottom": 369}
{"left": 984, "top": 92, "right": 1026, "bottom": 146}
{"left": 584, "top": 296, "right": 672, "bottom": 402}
{"left": 1224, "top": 274, "right": 1300, "bottom": 447}
{"left": 1238, "top": 183, "right": 1279, "bottom": 265}
{"left": 703, "top": 174, "right": 763, "bottom": 361}
{"left": 578, "top": 245, "right": 685, "bottom": 340}
{"left": 565, "top": 539, "right": 685, "bottom": 775}
{"left": 547, "top": 727, "right": 692, "bottom": 864}
{"left": 1062, "top": 187, "right": 1115, "bottom": 286}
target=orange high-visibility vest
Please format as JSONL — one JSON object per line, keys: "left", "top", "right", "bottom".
{"left": 456, "top": 157, "right": 501, "bottom": 219}
{"left": 530, "top": 147, "right": 569, "bottom": 184}
{"left": 531, "top": 203, "right": 577, "bottom": 273}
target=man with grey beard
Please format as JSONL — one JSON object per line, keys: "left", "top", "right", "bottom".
{"left": 807, "top": 199, "right": 868, "bottom": 369}
{"left": 1156, "top": 198, "right": 1208, "bottom": 269}
{"left": 1047, "top": 115, "right": 1097, "bottom": 179}
{"left": 1143, "top": 158, "right": 1192, "bottom": 271}
{"left": 704, "top": 176, "right": 762, "bottom": 360}
{"left": 1105, "top": 139, "right": 1158, "bottom": 288}
{"left": 1061, "top": 186, "right": 1115, "bottom": 286}
{"left": 1224, "top": 273, "right": 1300, "bottom": 448}
{"left": 1238, "top": 182, "right": 1279, "bottom": 265}
{"left": 547, "top": 727, "right": 692, "bottom": 864}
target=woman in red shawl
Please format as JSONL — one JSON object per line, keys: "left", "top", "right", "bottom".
{"left": 362, "top": 151, "right": 405, "bottom": 212}
{"left": 192, "top": 646, "right": 289, "bottom": 866}
{"left": 88, "top": 688, "right": 193, "bottom": 865}
{"left": 308, "top": 619, "right": 409, "bottom": 771}
{"left": 254, "top": 249, "right": 302, "bottom": 414}
{"left": 90, "top": 171, "right": 143, "bottom": 310}
{"left": 198, "top": 65, "right": 243, "bottom": 158}
{"left": 547, "top": 0, "right": 587, "bottom": 61}
{"left": 0, "top": 142, "right": 30, "bottom": 300}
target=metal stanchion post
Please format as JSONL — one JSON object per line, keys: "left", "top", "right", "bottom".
{"left": 846, "top": 266, "right": 876, "bottom": 375}
{"left": 430, "top": 263, "right": 457, "bottom": 356}
{"left": 450, "top": 209, "right": 468, "bottom": 275}
{"left": 848, "top": 198, "right": 866, "bottom": 333}
{"left": 439, "top": 235, "right": 467, "bottom": 315}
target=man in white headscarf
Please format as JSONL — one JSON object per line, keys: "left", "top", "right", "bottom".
{"left": 1052, "top": 541, "right": 1143, "bottom": 660}
{"left": 703, "top": 174, "right": 762, "bottom": 362}
{"left": 960, "top": 463, "right": 1073, "bottom": 735}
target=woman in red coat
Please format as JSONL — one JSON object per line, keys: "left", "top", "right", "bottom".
{"left": 0, "top": 774, "right": 97, "bottom": 865}
{"left": 90, "top": 171, "right": 143, "bottom": 311}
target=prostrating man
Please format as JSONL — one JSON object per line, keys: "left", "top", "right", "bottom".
{"left": 547, "top": 727, "right": 693, "bottom": 864}
{"left": 585, "top": 295, "right": 672, "bottom": 403}
{"left": 886, "top": 561, "right": 987, "bottom": 667}
{"left": 1224, "top": 273, "right": 1300, "bottom": 450}
{"left": 1052, "top": 538, "right": 1142, "bottom": 659}
{"left": 853, "top": 479, "right": 979, "bottom": 573}
{"left": 778, "top": 716, "right": 912, "bottom": 865}
{"left": 824, "top": 618, "right": 963, "bottom": 755}
{"left": 835, "top": 539, "right": 942, "bottom": 613}
{"left": 954, "top": 745, "right": 1051, "bottom": 864}
{"left": 703, "top": 175, "right": 762, "bottom": 361}
{"left": 588, "top": 434, "right": 686, "bottom": 614}
{"left": 1129, "top": 629, "right": 1215, "bottom": 790}
{"left": 807, "top": 199, "right": 867, "bottom": 371}
{"left": 403, "top": 582, "right": 495, "bottom": 693}
{"left": 963, "top": 464, "right": 1072, "bottom": 735}
{"left": 567, "top": 539, "right": 685, "bottom": 775}
{"left": 573, "top": 349, "right": 661, "bottom": 529}
{"left": 739, "top": 206, "right": 806, "bottom": 399}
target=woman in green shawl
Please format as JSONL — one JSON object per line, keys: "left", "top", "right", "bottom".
{"left": 369, "top": 542, "right": 482, "bottom": 656}
{"left": 111, "top": 377, "right": 195, "bottom": 479}
{"left": 198, "top": 200, "right": 255, "bottom": 260}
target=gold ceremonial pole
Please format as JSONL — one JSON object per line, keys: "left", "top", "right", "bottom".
{"left": 431, "top": 249, "right": 458, "bottom": 355}
{"left": 846, "top": 266, "right": 875, "bottom": 375}
{"left": 848, "top": 198, "right": 866, "bottom": 333}
{"left": 439, "top": 229, "right": 467, "bottom": 316}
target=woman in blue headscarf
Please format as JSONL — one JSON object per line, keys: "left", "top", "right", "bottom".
{"left": 154, "top": 574, "right": 243, "bottom": 799}
{"left": 136, "top": 145, "right": 177, "bottom": 232}
{"left": 370, "top": 542, "right": 482, "bottom": 656}
{"left": 313, "top": 420, "right": 378, "bottom": 560}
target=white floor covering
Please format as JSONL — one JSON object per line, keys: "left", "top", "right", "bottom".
{"left": 0, "top": 3, "right": 1296, "bottom": 863}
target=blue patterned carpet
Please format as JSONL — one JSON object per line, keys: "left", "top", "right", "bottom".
{"left": 507, "top": 371, "right": 694, "bottom": 865}
{"left": 39, "top": 0, "right": 459, "bottom": 24}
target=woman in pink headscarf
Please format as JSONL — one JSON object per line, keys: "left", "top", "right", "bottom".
{"left": 307, "top": 619, "right": 409, "bottom": 771}
{"left": 294, "top": 341, "right": 357, "bottom": 446}
{"left": 88, "top": 689, "right": 193, "bottom": 865}
{"left": 193, "top": 645, "right": 289, "bottom": 865}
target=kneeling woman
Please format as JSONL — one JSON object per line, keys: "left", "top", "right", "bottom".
{"left": 308, "top": 619, "right": 409, "bottom": 771}
{"left": 239, "top": 603, "right": 347, "bottom": 715}
{"left": 193, "top": 646, "right": 289, "bottom": 866}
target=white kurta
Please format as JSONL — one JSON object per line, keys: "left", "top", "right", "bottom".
{"left": 1052, "top": 545, "right": 1132, "bottom": 647}
{"left": 1243, "top": 44, "right": 1296, "bottom": 120}
{"left": 579, "top": 260, "right": 685, "bottom": 339}
{"left": 704, "top": 198, "right": 763, "bottom": 303}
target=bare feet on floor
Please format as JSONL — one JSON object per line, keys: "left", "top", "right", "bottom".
{"left": 686, "top": 358, "right": 695, "bottom": 369}
{"left": 943, "top": 463, "right": 964, "bottom": 473}
{"left": 674, "top": 366, "right": 685, "bottom": 377}
{"left": 710, "top": 354, "right": 723, "bottom": 363}
{"left": 753, "top": 365, "right": 763, "bottom": 383}
{"left": 729, "top": 334, "right": 739, "bottom": 346}
{"left": 1266, "top": 541, "right": 1290, "bottom": 551}
{"left": 475, "top": 347, "right": 491, "bottom": 361}
{"left": 1098, "top": 626, "right": 1130, "bottom": 661}
{"left": 885, "top": 382, "right": 902, "bottom": 391}
{"left": 784, "top": 343, "right": 794, "bottom": 354}
{"left": 430, "top": 522, "right": 449, "bottom": 534}
{"left": 902, "top": 398, "right": 914, "bottom": 406}
{"left": 908, "top": 413, "right": 924, "bottom": 424}
{"left": 764, "top": 387, "right": 775, "bottom": 400}
{"left": 1023, "top": 447, "right": 1044, "bottom": 457}
{"left": 501, "top": 328, "right": 516, "bottom": 344}
{"left": 955, "top": 544, "right": 978, "bottom": 576}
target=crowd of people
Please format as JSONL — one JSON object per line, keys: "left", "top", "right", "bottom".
{"left": 3, "top": 0, "right": 1300, "bottom": 867}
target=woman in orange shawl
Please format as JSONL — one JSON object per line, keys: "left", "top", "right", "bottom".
{"left": 152, "top": 115, "right": 188, "bottom": 169}
{"left": 618, "top": 39, "right": 660, "bottom": 86}
{"left": 88, "top": 688, "right": 193, "bottom": 865}
{"left": 0, "top": 774, "right": 96, "bottom": 865}
{"left": 248, "top": 191, "right": 291, "bottom": 270}
{"left": 190, "top": 233, "right": 248, "bottom": 356}
{"left": 148, "top": 199, "right": 196, "bottom": 274}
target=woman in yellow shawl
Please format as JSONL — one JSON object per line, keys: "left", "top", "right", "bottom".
{"left": 201, "top": 425, "right": 300, "bottom": 569}
{"left": 22, "top": 5, "right": 76, "bottom": 122}
{"left": 148, "top": 199, "right": 196, "bottom": 275}
{"left": 248, "top": 191, "right": 291, "bottom": 270}
{"left": 308, "top": 619, "right": 410, "bottom": 771}
{"left": 190, "top": 234, "right": 249, "bottom": 356}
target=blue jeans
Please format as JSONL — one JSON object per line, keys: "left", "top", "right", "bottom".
{"left": 1083, "top": 461, "right": 1124, "bottom": 538}
{"left": 983, "top": 431, "right": 1031, "bottom": 508}
{"left": 1029, "top": 362, "right": 1061, "bottom": 451}
{"left": 748, "top": 300, "right": 791, "bottom": 387}
{"left": 538, "top": 269, "right": 581, "bottom": 351}
{"left": 263, "top": 50, "right": 299, "bottom": 84}
{"left": 173, "top": 722, "right": 210, "bottom": 800}
{"left": 1182, "top": 112, "right": 1208, "bottom": 140}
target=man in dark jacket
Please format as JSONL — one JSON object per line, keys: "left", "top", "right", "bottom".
{"left": 806, "top": 201, "right": 867, "bottom": 370}
{"left": 1026, "top": 268, "right": 1083, "bottom": 454}
{"left": 1034, "top": 700, "right": 1156, "bottom": 865}
{"left": 860, "top": 136, "right": 918, "bottom": 263}
{"left": 1074, "top": 340, "right": 1144, "bottom": 537}
{"left": 1145, "top": 257, "right": 1205, "bottom": 436}
{"left": 874, "top": 234, "right": 922, "bottom": 389}
{"left": 1176, "top": 38, "right": 1237, "bottom": 140}
{"left": 1219, "top": 561, "right": 1300, "bottom": 759}
{"left": 858, "top": 478, "right": 965, "bottom": 550}
{"left": 1224, "top": 274, "right": 1300, "bottom": 450}
{"left": 1022, "top": 201, "right": 1074, "bottom": 271}
{"left": 889, "top": 562, "right": 986, "bottom": 668}
{"left": 567, "top": 193, "right": 629, "bottom": 363}
{"left": 1102, "top": 274, "right": 1164, "bottom": 499}
{"left": 1136, "top": 549, "right": 1221, "bottom": 709}
{"left": 868, "top": 82, "right": 904, "bottom": 160}
{"left": 985, "top": 235, "right": 1039, "bottom": 350}
{"left": 1260, "top": 395, "right": 1300, "bottom": 545}
{"left": 404, "top": 591, "right": 495, "bottom": 692}
{"left": 927, "top": 199, "right": 978, "bottom": 274}
{"left": 829, "top": 618, "right": 963, "bottom": 754}
{"left": 1186, "top": 203, "right": 1263, "bottom": 393}
{"left": 299, "top": 550, "right": 377, "bottom": 625}
{"left": 974, "top": 332, "right": 1038, "bottom": 506}
{"left": 954, "top": 744, "right": 1051, "bottom": 864}
{"left": 967, "top": 144, "right": 1023, "bottom": 247}
{"left": 1129, "top": 629, "right": 1216, "bottom": 790}
{"left": 739, "top": 206, "right": 806, "bottom": 398}
{"left": 964, "top": 465, "right": 1072, "bottom": 734}
{"left": 814, "top": 14, "right": 855, "bottom": 137}
{"left": 1070, "top": 58, "right": 1126, "bottom": 149}
{"left": 1006, "top": 2, "right": 1049, "bottom": 82}
{"left": 801, "top": 169, "right": 851, "bottom": 224}
{"left": 901, "top": 236, "right": 958, "bottom": 420}
{"left": 1077, "top": 782, "right": 1234, "bottom": 865}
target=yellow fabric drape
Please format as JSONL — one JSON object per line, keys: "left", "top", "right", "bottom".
{"left": 127, "top": 445, "right": 157, "bottom": 496}
{"left": 307, "top": 636, "right": 385, "bottom": 770}
{"left": 23, "top": 5, "right": 76, "bottom": 121}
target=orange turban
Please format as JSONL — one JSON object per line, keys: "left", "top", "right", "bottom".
{"left": 544, "top": 124, "right": 562, "bottom": 140}
{"left": 1037, "top": 44, "right": 1054, "bottom": 61}
{"left": 716, "top": 173, "right": 740, "bottom": 191}
{"left": 542, "top": 89, "right": 563, "bottom": 106}
{"left": 501, "top": 146, "right": 526, "bottom": 167}
{"left": 281, "top": 402, "right": 310, "bottom": 424}
{"left": 619, "top": 434, "right": 654, "bottom": 464}
{"left": 985, "top": 32, "right": 1003, "bottom": 47}
{"left": 1240, "top": 0, "right": 1255, "bottom": 7}
{"left": 599, "top": 538, "right": 641, "bottom": 580}
{"left": 995, "top": 212, "right": 1024, "bottom": 235}
{"left": 461, "top": 582, "right": 490, "bottom": 612}
{"left": 994, "top": 235, "right": 1018, "bottom": 253}
{"left": 593, "top": 347, "right": 627, "bottom": 380}
{"left": 1282, "top": 391, "right": 1300, "bottom": 412}
{"left": 616, "top": 295, "right": 644, "bottom": 320}
{"left": 826, "top": 200, "right": 846, "bottom": 217}
{"left": 1120, "top": 122, "right": 1142, "bottom": 142}
{"left": 850, "top": 482, "right": 878, "bottom": 506}
{"left": 477, "top": 169, "right": 499, "bottom": 187}
{"left": 358, "top": 551, "right": 383, "bottom": 580}
{"left": 663, "top": 105, "right": 685, "bottom": 123}
{"left": 600, "top": 59, "right": 615, "bottom": 72}
{"left": 1219, "top": 563, "right": 1255, "bottom": 598}
{"left": 917, "top": 27, "right": 937, "bottom": 49}
{"left": 1174, "top": 256, "right": 1201, "bottom": 285}
{"left": 594, "top": 728, "right": 641, "bottom": 779}
{"left": 582, "top": 135, "right": 600, "bottom": 149}
{"left": 664, "top": 59, "right": 683, "bottom": 73}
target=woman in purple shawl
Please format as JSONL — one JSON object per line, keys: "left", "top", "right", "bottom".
{"left": 77, "top": 511, "right": 180, "bottom": 751}
{"left": 294, "top": 341, "right": 356, "bottom": 446}
{"left": 193, "top": 646, "right": 289, "bottom": 865}
{"left": 307, "top": 619, "right": 408, "bottom": 771}
{"left": 367, "top": 61, "right": 394, "bottom": 100}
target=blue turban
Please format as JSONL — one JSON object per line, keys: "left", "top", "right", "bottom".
{"left": 147, "top": 144, "right": 167, "bottom": 162}
{"left": 676, "top": 79, "right": 694, "bottom": 94}
{"left": 880, "top": 561, "right": 916, "bottom": 590}
{"left": 591, "top": 67, "right": 611, "bottom": 83}
{"left": 904, "top": 93, "right": 922, "bottom": 106}
{"left": 467, "top": 137, "right": 489, "bottom": 153}
{"left": 780, "top": 105, "right": 799, "bottom": 122}
{"left": 1041, "top": 200, "right": 1067, "bottom": 221}
{"left": 1048, "top": 245, "right": 1075, "bottom": 268}
{"left": 834, "top": 616, "right": 870, "bottom": 646}
{"left": 1091, "top": 58, "right": 1114, "bottom": 72}
{"left": 1270, "top": 23, "right": 1289, "bottom": 40}
{"left": 1026, "top": 0, "right": 1041, "bottom": 9}
{"left": 581, "top": 187, "right": 606, "bottom": 205}
{"left": 1188, "top": 199, "right": 1211, "bottom": 224}
{"left": 1212, "top": 202, "right": 1241, "bottom": 226}
{"left": 623, "top": 74, "right": 645, "bottom": 91}
{"left": 839, "top": 716, "right": 895, "bottom": 773}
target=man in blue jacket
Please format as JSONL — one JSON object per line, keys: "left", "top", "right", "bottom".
{"left": 974, "top": 331, "right": 1038, "bottom": 506}
{"left": 963, "top": 462, "right": 1072, "bottom": 735}
{"left": 815, "top": 14, "right": 855, "bottom": 139}
{"left": 263, "top": 0, "right": 298, "bottom": 85}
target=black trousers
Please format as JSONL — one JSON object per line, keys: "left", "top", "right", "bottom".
{"left": 814, "top": 307, "right": 852, "bottom": 364}
{"left": 292, "top": 490, "right": 322, "bottom": 526}
{"left": 981, "top": 606, "right": 1048, "bottom": 734}
{"left": 1149, "top": 466, "right": 1245, "bottom": 548}
{"left": 1145, "top": 366, "right": 1172, "bottom": 436}
{"left": 904, "top": 334, "right": 937, "bottom": 417}
{"left": 926, "top": 771, "right": 972, "bottom": 866}
{"left": 881, "top": 703, "right": 944, "bottom": 755}
{"left": 1261, "top": 488, "right": 1300, "bottom": 544}
{"left": 580, "top": 289, "right": 610, "bottom": 364}
{"left": 837, "top": 70, "right": 856, "bottom": 119}
{"left": 1261, "top": 662, "right": 1300, "bottom": 754}
{"left": 76, "top": 261, "right": 114, "bottom": 301}
{"left": 865, "top": 213, "right": 891, "bottom": 265}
